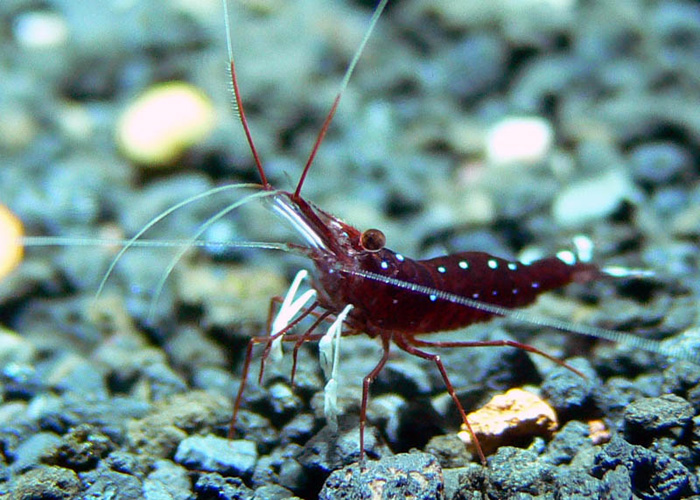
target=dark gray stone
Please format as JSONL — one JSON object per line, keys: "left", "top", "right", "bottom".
{"left": 486, "top": 447, "right": 554, "bottom": 497}
{"left": 545, "top": 420, "right": 592, "bottom": 466}
{"left": 624, "top": 394, "right": 694, "bottom": 441}
{"left": 50, "top": 424, "right": 114, "bottom": 472}
{"left": 193, "top": 473, "right": 254, "bottom": 500}
{"left": 593, "top": 435, "right": 694, "bottom": 500}
{"left": 552, "top": 466, "right": 602, "bottom": 499}
{"left": 320, "top": 452, "right": 444, "bottom": 500}
{"left": 542, "top": 358, "right": 599, "bottom": 418}
{"left": 280, "top": 413, "right": 315, "bottom": 445}
{"left": 10, "top": 466, "right": 81, "bottom": 500}
{"left": 297, "top": 421, "right": 391, "bottom": 473}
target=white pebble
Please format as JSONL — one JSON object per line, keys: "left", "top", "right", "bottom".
{"left": 13, "top": 11, "right": 69, "bottom": 49}
{"left": 552, "top": 169, "right": 640, "bottom": 228}
{"left": 485, "top": 116, "right": 553, "bottom": 165}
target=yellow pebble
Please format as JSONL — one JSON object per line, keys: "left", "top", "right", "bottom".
{"left": 116, "top": 82, "right": 216, "bottom": 166}
{"left": 0, "top": 205, "right": 24, "bottom": 281}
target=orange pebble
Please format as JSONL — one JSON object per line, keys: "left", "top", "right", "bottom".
{"left": 458, "top": 388, "right": 558, "bottom": 456}
{"left": 0, "top": 204, "right": 24, "bottom": 281}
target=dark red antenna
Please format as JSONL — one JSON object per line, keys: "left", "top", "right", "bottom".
{"left": 223, "top": 0, "right": 388, "bottom": 197}
{"left": 295, "top": 0, "right": 389, "bottom": 199}
{"left": 223, "top": 1, "right": 269, "bottom": 189}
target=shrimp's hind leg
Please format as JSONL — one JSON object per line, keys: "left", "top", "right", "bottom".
{"left": 394, "top": 334, "right": 488, "bottom": 465}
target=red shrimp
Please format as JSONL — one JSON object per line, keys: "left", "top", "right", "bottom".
{"left": 14, "top": 0, "right": 694, "bottom": 469}
{"left": 218, "top": 0, "right": 694, "bottom": 465}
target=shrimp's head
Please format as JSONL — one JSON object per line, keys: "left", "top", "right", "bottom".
{"left": 266, "top": 191, "right": 386, "bottom": 265}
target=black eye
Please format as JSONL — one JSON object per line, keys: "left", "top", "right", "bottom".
{"left": 360, "top": 228, "right": 386, "bottom": 252}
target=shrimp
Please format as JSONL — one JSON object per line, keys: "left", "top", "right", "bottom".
{"left": 213, "top": 0, "right": 698, "bottom": 465}
{"left": 8, "top": 0, "right": 698, "bottom": 475}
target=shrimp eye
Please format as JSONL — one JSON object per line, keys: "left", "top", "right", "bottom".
{"left": 360, "top": 228, "right": 386, "bottom": 252}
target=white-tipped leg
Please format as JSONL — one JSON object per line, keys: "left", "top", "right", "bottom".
{"left": 601, "top": 266, "right": 656, "bottom": 279}
{"left": 569, "top": 234, "right": 654, "bottom": 278}
{"left": 572, "top": 235, "right": 594, "bottom": 263}
{"left": 269, "top": 270, "right": 317, "bottom": 362}
{"left": 318, "top": 304, "right": 354, "bottom": 432}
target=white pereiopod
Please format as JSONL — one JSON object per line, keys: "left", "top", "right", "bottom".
{"left": 319, "top": 303, "right": 354, "bottom": 433}
{"left": 269, "top": 270, "right": 317, "bottom": 363}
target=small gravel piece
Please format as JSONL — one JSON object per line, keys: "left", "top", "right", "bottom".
{"left": 193, "top": 473, "right": 254, "bottom": 500}
{"left": 174, "top": 435, "right": 258, "bottom": 476}
{"left": 552, "top": 169, "right": 639, "bottom": 228}
{"left": 624, "top": 394, "right": 694, "bottom": 440}
{"left": 143, "top": 459, "right": 192, "bottom": 500}
{"left": 297, "top": 423, "right": 391, "bottom": 474}
{"left": 0, "top": 204, "right": 24, "bottom": 282}
{"left": 9, "top": 466, "right": 81, "bottom": 500}
{"left": 320, "top": 452, "right": 444, "bottom": 500}
{"left": 545, "top": 420, "right": 592, "bottom": 465}
{"left": 126, "top": 391, "right": 230, "bottom": 457}
{"left": 541, "top": 357, "right": 599, "bottom": 418}
{"left": 82, "top": 468, "right": 143, "bottom": 499}
{"left": 50, "top": 424, "right": 114, "bottom": 471}
{"left": 593, "top": 435, "right": 695, "bottom": 500}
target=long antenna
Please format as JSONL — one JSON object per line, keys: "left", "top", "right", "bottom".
{"left": 295, "top": 0, "right": 389, "bottom": 198}
{"left": 223, "top": 0, "right": 269, "bottom": 189}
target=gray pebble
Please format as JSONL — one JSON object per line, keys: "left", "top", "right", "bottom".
{"left": 193, "top": 473, "right": 254, "bottom": 500}
{"left": 624, "top": 394, "right": 694, "bottom": 439}
{"left": 593, "top": 435, "right": 694, "bottom": 499}
{"left": 320, "top": 452, "right": 443, "bottom": 500}
{"left": 82, "top": 468, "right": 143, "bottom": 500}
{"left": 174, "top": 435, "right": 257, "bottom": 476}
{"left": 629, "top": 142, "right": 691, "bottom": 185}
{"left": 541, "top": 357, "right": 599, "bottom": 417}
{"left": 9, "top": 466, "right": 81, "bottom": 500}
{"left": 545, "top": 420, "right": 592, "bottom": 466}
{"left": 143, "top": 459, "right": 192, "bottom": 500}
{"left": 11, "top": 432, "right": 63, "bottom": 474}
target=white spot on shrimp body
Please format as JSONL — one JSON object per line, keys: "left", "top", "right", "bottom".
{"left": 532, "top": 282, "right": 540, "bottom": 288}
{"left": 507, "top": 262, "right": 517, "bottom": 271}
{"left": 459, "top": 260, "right": 469, "bottom": 269}
{"left": 473, "top": 293, "right": 480, "bottom": 299}
{"left": 380, "top": 261, "right": 389, "bottom": 270}
{"left": 556, "top": 250, "right": 577, "bottom": 265}
{"left": 396, "top": 254, "right": 405, "bottom": 262}
{"left": 488, "top": 259, "right": 498, "bottom": 269}
{"left": 429, "top": 294, "right": 437, "bottom": 302}
{"left": 437, "top": 266, "right": 446, "bottom": 273}
{"left": 513, "top": 288, "right": 518, "bottom": 294}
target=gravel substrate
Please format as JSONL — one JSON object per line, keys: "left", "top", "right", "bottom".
{"left": 2, "top": 0, "right": 700, "bottom": 499}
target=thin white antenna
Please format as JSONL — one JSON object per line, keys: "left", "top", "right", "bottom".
{"left": 147, "top": 189, "right": 288, "bottom": 320}
{"left": 20, "top": 236, "right": 288, "bottom": 252}
{"left": 222, "top": 0, "right": 240, "bottom": 117}
{"left": 94, "top": 183, "right": 262, "bottom": 301}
